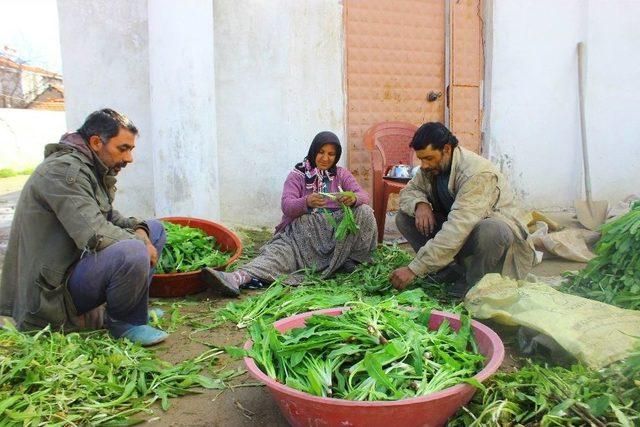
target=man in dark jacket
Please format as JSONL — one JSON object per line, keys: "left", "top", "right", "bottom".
{"left": 0, "top": 108, "right": 168, "bottom": 346}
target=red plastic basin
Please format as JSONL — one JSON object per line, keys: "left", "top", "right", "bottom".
{"left": 244, "top": 307, "right": 504, "bottom": 427}
{"left": 150, "top": 217, "right": 242, "bottom": 298}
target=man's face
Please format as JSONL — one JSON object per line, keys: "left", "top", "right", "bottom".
{"left": 415, "top": 143, "right": 452, "bottom": 175}
{"left": 88, "top": 128, "right": 136, "bottom": 175}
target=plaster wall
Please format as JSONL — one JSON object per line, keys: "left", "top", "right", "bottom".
{"left": 57, "top": 0, "right": 154, "bottom": 216}
{"left": 214, "top": 0, "right": 346, "bottom": 227}
{"left": 148, "top": 0, "right": 219, "bottom": 220}
{"left": 485, "top": 0, "right": 640, "bottom": 209}
{"left": 0, "top": 109, "right": 66, "bottom": 170}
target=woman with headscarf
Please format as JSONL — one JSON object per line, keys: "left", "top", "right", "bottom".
{"left": 202, "top": 131, "right": 377, "bottom": 295}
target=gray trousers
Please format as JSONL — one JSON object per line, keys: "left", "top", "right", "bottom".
{"left": 67, "top": 219, "right": 166, "bottom": 336}
{"left": 395, "top": 210, "right": 514, "bottom": 286}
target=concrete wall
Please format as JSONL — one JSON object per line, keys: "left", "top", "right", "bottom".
{"left": 484, "top": 0, "right": 640, "bottom": 209}
{"left": 0, "top": 109, "right": 66, "bottom": 169}
{"left": 57, "top": 0, "right": 345, "bottom": 227}
{"left": 214, "top": 0, "right": 345, "bottom": 227}
{"left": 58, "top": 0, "right": 154, "bottom": 216}
{"left": 148, "top": 0, "right": 219, "bottom": 220}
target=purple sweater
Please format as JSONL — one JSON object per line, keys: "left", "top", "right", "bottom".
{"left": 275, "top": 167, "right": 371, "bottom": 233}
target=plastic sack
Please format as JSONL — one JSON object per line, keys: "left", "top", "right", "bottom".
{"left": 464, "top": 273, "right": 640, "bottom": 369}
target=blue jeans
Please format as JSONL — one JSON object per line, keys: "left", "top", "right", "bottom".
{"left": 68, "top": 219, "right": 166, "bottom": 336}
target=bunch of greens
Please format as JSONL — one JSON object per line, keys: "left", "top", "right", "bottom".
{"left": 451, "top": 346, "right": 640, "bottom": 426}
{"left": 156, "top": 222, "right": 231, "bottom": 274}
{"left": 563, "top": 201, "right": 640, "bottom": 310}
{"left": 241, "top": 300, "right": 484, "bottom": 401}
{"left": 321, "top": 191, "right": 360, "bottom": 240}
{"left": 0, "top": 324, "right": 227, "bottom": 425}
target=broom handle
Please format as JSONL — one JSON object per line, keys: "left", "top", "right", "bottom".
{"left": 577, "top": 42, "right": 592, "bottom": 203}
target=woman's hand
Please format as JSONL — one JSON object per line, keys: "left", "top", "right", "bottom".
{"left": 337, "top": 193, "right": 356, "bottom": 206}
{"left": 306, "top": 193, "right": 327, "bottom": 208}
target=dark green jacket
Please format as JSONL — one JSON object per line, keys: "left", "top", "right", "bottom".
{"left": 0, "top": 132, "right": 145, "bottom": 331}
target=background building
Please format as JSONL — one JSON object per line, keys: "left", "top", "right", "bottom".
{"left": 56, "top": 0, "right": 640, "bottom": 227}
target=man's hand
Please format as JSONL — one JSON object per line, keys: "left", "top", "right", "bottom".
{"left": 415, "top": 202, "right": 436, "bottom": 236}
{"left": 337, "top": 193, "right": 356, "bottom": 206}
{"left": 135, "top": 229, "right": 158, "bottom": 267}
{"left": 390, "top": 266, "right": 417, "bottom": 290}
{"left": 307, "top": 193, "right": 327, "bottom": 209}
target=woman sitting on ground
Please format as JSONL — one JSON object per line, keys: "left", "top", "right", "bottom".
{"left": 203, "top": 131, "right": 377, "bottom": 295}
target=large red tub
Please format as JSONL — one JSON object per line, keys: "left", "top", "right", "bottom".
{"left": 244, "top": 307, "right": 504, "bottom": 427}
{"left": 150, "top": 217, "right": 242, "bottom": 298}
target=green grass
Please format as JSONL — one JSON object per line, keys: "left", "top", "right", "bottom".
{"left": 0, "top": 167, "right": 35, "bottom": 178}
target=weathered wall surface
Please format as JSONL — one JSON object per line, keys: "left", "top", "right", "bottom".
{"left": 484, "top": 0, "right": 640, "bottom": 209}
{"left": 213, "top": 0, "right": 345, "bottom": 226}
{"left": 0, "top": 109, "right": 66, "bottom": 169}
{"left": 58, "top": 0, "right": 154, "bottom": 216}
{"left": 58, "top": 0, "right": 345, "bottom": 226}
{"left": 148, "top": 0, "right": 220, "bottom": 220}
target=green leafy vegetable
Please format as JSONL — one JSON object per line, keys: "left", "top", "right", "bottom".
{"left": 0, "top": 324, "right": 226, "bottom": 425}
{"left": 451, "top": 344, "right": 640, "bottom": 426}
{"left": 244, "top": 300, "right": 484, "bottom": 401}
{"left": 156, "top": 222, "right": 232, "bottom": 274}
{"left": 563, "top": 201, "right": 640, "bottom": 309}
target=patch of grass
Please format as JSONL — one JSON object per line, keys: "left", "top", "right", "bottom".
{"left": 0, "top": 167, "right": 34, "bottom": 178}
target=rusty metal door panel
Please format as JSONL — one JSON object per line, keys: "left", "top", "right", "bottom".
{"left": 345, "top": 0, "right": 446, "bottom": 191}
{"left": 449, "top": 0, "right": 483, "bottom": 152}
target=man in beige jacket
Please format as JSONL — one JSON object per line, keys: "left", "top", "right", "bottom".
{"left": 389, "top": 122, "right": 535, "bottom": 297}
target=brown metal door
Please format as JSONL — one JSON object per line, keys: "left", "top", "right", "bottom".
{"left": 345, "top": 0, "right": 446, "bottom": 193}
{"left": 345, "top": 0, "right": 483, "bottom": 192}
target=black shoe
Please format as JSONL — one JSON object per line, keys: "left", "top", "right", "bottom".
{"left": 447, "top": 279, "right": 471, "bottom": 299}
{"left": 201, "top": 268, "right": 240, "bottom": 297}
{"left": 338, "top": 259, "right": 358, "bottom": 274}
{"left": 428, "top": 263, "right": 465, "bottom": 284}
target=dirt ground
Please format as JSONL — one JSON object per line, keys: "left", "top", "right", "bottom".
{"left": 0, "top": 177, "right": 588, "bottom": 426}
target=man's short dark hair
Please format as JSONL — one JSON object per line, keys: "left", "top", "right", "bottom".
{"left": 409, "top": 122, "right": 459, "bottom": 151}
{"left": 77, "top": 108, "right": 138, "bottom": 144}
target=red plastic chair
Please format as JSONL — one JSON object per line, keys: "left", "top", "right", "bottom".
{"left": 363, "top": 122, "right": 418, "bottom": 243}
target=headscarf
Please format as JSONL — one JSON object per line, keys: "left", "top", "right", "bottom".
{"left": 294, "top": 131, "right": 342, "bottom": 192}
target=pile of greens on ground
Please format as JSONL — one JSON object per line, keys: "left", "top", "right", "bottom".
{"left": 156, "top": 222, "right": 232, "bottom": 274}
{"left": 187, "top": 245, "right": 453, "bottom": 331}
{"left": 0, "top": 324, "right": 228, "bottom": 425}
{"left": 450, "top": 346, "right": 640, "bottom": 426}
{"left": 241, "top": 299, "right": 484, "bottom": 400}
{"left": 563, "top": 201, "right": 640, "bottom": 310}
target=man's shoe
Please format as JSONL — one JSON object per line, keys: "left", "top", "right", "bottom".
{"left": 121, "top": 325, "right": 168, "bottom": 346}
{"left": 428, "top": 263, "right": 465, "bottom": 284}
{"left": 201, "top": 268, "right": 241, "bottom": 297}
{"left": 447, "top": 279, "right": 471, "bottom": 299}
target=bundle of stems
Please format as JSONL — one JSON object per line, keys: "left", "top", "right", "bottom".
{"left": 563, "top": 201, "right": 640, "bottom": 309}
{"left": 452, "top": 345, "right": 640, "bottom": 426}
{"left": 319, "top": 191, "right": 360, "bottom": 240}
{"left": 0, "top": 324, "right": 228, "bottom": 425}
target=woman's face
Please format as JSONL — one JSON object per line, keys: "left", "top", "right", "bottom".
{"left": 315, "top": 143, "right": 337, "bottom": 171}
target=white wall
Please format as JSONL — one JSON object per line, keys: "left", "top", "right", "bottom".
{"left": 148, "top": 0, "right": 219, "bottom": 220}
{"left": 214, "top": 0, "right": 345, "bottom": 227}
{"left": 57, "top": 0, "right": 155, "bottom": 216}
{"left": 0, "top": 109, "right": 66, "bottom": 169}
{"left": 57, "top": 0, "right": 346, "bottom": 227}
{"left": 485, "top": 0, "right": 640, "bottom": 209}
